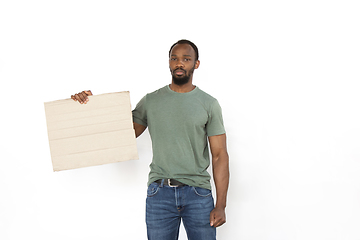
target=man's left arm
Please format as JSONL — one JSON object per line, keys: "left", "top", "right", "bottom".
{"left": 208, "top": 133, "right": 229, "bottom": 227}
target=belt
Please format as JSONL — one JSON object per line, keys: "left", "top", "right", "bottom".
{"left": 155, "top": 179, "right": 187, "bottom": 187}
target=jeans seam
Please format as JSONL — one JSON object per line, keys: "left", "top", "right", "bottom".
{"left": 147, "top": 184, "right": 160, "bottom": 197}
{"left": 192, "top": 187, "right": 212, "bottom": 197}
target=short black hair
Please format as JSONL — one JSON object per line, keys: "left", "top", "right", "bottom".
{"left": 169, "top": 39, "right": 199, "bottom": 61}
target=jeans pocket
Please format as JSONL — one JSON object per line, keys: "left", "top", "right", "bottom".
{"left": 192, "top": 187, "right": 212, "bottom": 197}
{"left": 147, "top": 182, "right": 160, "bottom": 197}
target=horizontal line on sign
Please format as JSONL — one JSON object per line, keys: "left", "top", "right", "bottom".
{"left": 45, "top": 109, "right": 131, "bottom": 124}
{"left": 49, "top": 128, "right": 135, "bottom": 141}
{"left": 46, "top": 102, "right": 129, "bottom": 114}
{"left": 47, "top": 119, "right": 132, "bottom": 131}
{"left": 53, "top": 143, "right": 137, "bottom": 157}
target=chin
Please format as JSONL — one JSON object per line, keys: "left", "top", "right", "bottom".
{"left": 172, "top": 76, "right": 190, "bottom": 85}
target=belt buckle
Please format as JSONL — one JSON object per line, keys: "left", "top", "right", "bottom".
{"left": 168, "top": 179, "right": 178, "bottom": 187}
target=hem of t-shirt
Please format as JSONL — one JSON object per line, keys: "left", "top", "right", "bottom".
{"left": 207, "top": 130, "right": 226, "bottom": 137}
{"left": 133, "top": 117, "right": 147, "bottom": 127}
{"left": 147, "top": 177, "right": 212, "bottom": 190}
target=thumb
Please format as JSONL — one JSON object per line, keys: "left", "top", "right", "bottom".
{"left": 210, "top": 211, "right": 216, "bottom": 226}
{"left": 84, "top": 90, "right": 93, "bottom": 96}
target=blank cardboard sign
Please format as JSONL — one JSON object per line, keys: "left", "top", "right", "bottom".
{"left": 44, "top": 92, "right": 138, "bottom": 171}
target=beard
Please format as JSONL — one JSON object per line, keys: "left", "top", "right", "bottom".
{"left": 172, "top": 74, "right": 190, "bottom": 85}
{"left": 171, "top": 66, "right": 195, "bottom": 86}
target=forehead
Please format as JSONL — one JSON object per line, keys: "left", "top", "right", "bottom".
{"left": 170, "top": 44, "right": 195, "bottom": 57}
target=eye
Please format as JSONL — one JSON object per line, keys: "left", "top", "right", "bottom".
{"left": 184, "top": 58, "right": 190, "bottom": 62}
{"left": 170, "top": 58, "right": 177, "bottom": 61}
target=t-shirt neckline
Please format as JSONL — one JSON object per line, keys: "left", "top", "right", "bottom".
{"left": 166, "top": 84, "right": 198, "bottom": 94}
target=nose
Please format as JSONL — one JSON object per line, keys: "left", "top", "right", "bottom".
{"left": 175, "top": 59, "right": 185, "bottom": 68}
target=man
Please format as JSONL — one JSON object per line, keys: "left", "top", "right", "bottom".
{"left": 72, "top": 39, "right": 229, "bottom": 240}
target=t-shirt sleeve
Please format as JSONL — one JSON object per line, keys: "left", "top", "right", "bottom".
{"left": 132, "top": 95, "right": 148, "bottom": 127}
{"left": 206, "top": 99, "right": 226, "bottom": 136}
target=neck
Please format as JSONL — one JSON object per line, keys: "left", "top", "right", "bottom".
{"left": 169, "top": 81, "right": 195, "bottom": 93}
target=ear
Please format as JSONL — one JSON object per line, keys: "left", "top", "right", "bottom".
{"left": 195, "top": 60, "right": 200, "bottom": 69}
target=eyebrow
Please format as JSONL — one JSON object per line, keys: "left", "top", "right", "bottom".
{"left": 170, "top": 54, "right": 192, "bottom": 57}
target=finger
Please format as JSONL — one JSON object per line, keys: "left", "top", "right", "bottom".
{"left": 81, "top": 91, "right": 92, "bottom": 104}
{"left": 84, "top": 90, "right": 93, "bottom": 96}
{"left": 74, "top": 93, "right": 85, "bottom": 104}
{"left": 210, "top": 211, "right": 216, "bottom": 227}
{"left": 213, "top": 218, "right": 226, "bottom": 228}
{"left": 213, "top": 216, "right": 226, "bottom": 228}
{"left": 77, "top": 91, "right": 89, "bottom": 104}
{"left": 79, "top": 91, "right": 89, "bottom": 104}
{"left": 210, "top": 211, "right": 225, "bottom": 228}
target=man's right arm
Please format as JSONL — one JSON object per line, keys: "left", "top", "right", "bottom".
{"left": 71, "top": 90, "right": 147, "bottom": 138}
{"left": 133, "top": 122, "right": 147, "bottom": 138}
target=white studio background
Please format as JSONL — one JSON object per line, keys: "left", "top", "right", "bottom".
{"left": 0, "top": 0, "right": 359, "bottom": 239}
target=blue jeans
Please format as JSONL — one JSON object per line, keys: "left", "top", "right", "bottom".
{"left": 146, "top": 180, "right": 216, "bottom": 240}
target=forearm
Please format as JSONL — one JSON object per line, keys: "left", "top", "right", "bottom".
{"left": 212, "top": 151, "right": 229, "bottom": 208}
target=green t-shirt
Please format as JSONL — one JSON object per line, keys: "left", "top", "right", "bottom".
{"left": 132, "top": 85, "right": 225, "bottom": 190}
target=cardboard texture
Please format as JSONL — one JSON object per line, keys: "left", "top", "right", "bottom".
{"left": 44, "top": 91, "right": 138, "bottom": 171}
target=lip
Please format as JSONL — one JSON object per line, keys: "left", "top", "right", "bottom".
{"left": 174, "top": 69, "right": 185, "bottom": 75}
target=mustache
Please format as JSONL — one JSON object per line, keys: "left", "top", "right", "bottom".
{"left": 172, "top": 68, "right": 186, "bottom": 74}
